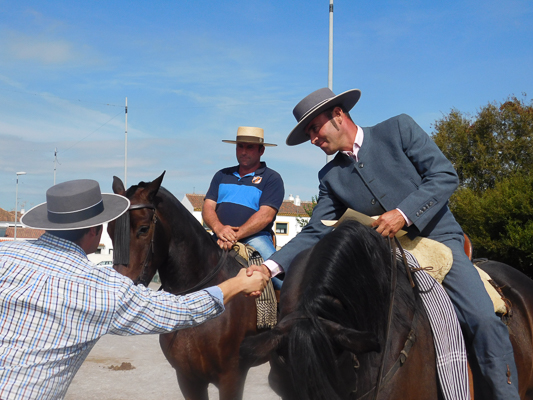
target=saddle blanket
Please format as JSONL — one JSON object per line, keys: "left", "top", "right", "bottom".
{"left": 397, "top": 249, "right": 470, "bottom": 400}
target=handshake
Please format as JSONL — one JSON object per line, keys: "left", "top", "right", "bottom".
{"left": 217, "top": 264, "right": 271, "bottom": 304}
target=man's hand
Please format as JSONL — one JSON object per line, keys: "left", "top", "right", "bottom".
{"left": 246, "top": 264, "right": 271, "bottom": 297}
{"left": 216, "top": 239, "right": 234, "bottom": 251}
{"left": 215, "top": 225, "right": 238, "bottom": 247}
{"left": 372, "top": 209, "right": 405, "bottom": 238}
{"left": 217, "top": 268, "right": 269, "bottom": 303}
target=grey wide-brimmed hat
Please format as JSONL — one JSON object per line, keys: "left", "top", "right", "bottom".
{"left": 21, "top": 179, "right": 130, "bottom": 230}
{"left": 222, "top": 126, "right": 277, "bottom": 147}
{"left": 286, "top": 88, "right": 361, "bottom": 146}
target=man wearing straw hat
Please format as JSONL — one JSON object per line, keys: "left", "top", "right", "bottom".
{"left": 0, "top": 179, "right": 267, "bottom": 400}
{"left": 203, "top": 126, "right": 284, "bottom": 288}
{"left": 250, "top": 88, "right": 519, "bottom": 399}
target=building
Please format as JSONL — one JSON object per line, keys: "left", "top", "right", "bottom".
{"left": 181, "top": 193, "right": 312, "bottom": 248}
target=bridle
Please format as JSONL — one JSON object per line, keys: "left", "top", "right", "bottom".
{"left": 121, "top": 202, "right": 229, "bottom": 293}
{"left": 127, "top": 203, "right": 158, "bottom": 286}
{"left": 354, "top": 237, "right": 418, "bottom": 400}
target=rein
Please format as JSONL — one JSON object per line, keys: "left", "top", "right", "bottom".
{"left": 371, "top": 236, "right": 399, "bottom": 400}
{"left": 362, "top": 237, "right": 417, "bottom": 400}
{"left": 172, "top": 250, "right": 229, "bottom": 295}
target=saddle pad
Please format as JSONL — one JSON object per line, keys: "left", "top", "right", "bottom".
{"left": 232, "top": 242, "right": 277, "bottom": 329}
{"left": 398, "top": 236, "right": 506, "bottom": 314}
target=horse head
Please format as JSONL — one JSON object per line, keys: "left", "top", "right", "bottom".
{"left": 240, "top": 221, "right": 398, "bottom": 400}
{"left": 108, "top": 172, "right": 169, "bottom": 286}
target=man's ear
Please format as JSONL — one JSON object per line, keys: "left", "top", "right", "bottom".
{"left": 333, "top": 106, "right": 344, "bottom": 125}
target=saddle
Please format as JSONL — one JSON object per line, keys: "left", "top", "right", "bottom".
{"left": 322, "top": 209, "right": 507, "bottom": 315}
{"left": 231, "top": 242, "right": 277, "bottom": 329}
{"left": 397, "top": 235, "right": 507, "bottom": 314}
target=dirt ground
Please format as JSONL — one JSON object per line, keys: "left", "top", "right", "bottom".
{"left": 65, "top": 283, "right": 280, "bottom": 400}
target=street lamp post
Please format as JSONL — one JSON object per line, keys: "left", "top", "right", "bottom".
{"left": 14, "top": 171, "right": 26, "bottom": 241}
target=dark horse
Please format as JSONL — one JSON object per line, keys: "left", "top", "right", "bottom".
{"left": 240, "top": 220, "right": 533, "bottom": 399}
{"left": 108, "top": 173, "right": 260, "bottom": 400}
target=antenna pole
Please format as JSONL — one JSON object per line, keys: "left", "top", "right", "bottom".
{"left": 53, "top": 148, "right": 57, "bottom": 185}
{"left": 327, "top": 0, "right": 334, "bottom": 164}
{"left": 125, "top": 97, "right": 128, "bottom": 188}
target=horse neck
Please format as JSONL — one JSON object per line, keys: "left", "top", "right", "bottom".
{"left": 156, "top": 196, "right": 236, "bottom": 293}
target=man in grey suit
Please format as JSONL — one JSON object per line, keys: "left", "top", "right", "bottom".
{"left": 250, "top": 88, "right": 519, "bottom": 399}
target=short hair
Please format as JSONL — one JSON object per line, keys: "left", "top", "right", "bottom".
{"left": 324, "top": 105, "right": 353, "bottom": 122}
{"left": 47, "top": 225, "right": 102, "bottom": 244}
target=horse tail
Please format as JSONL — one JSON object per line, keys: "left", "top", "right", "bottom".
{"left": 287, "top": 317, "right": 344, "bottom": 400}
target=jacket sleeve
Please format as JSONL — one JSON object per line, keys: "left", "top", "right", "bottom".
{"left": 269, "top": 166, "right": 344, "bottom": 271}
{"left": 394, "top": 114, "right": 459, "bottom": 232}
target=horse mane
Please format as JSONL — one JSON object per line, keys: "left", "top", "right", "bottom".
{"left": 285, "top": 221, "right": 414, "bottom": 400}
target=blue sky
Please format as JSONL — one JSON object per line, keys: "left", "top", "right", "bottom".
{"left": 0, "top": 0, "right": 531, "bottom": 212}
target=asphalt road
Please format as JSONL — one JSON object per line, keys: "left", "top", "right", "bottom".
{"left": 65, "top": 283, "right": 280, "bottom": 400}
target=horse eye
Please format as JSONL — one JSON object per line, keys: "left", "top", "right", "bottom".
{"left": 137, "top": 226, "right": 150, "bottom": 236}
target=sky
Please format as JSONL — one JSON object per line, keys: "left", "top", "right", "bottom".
{"left": 0, "top": 0, "right": 532, "bottom": 212}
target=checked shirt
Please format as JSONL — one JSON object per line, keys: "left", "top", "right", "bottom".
{"left": 0, "top": 233, "right": 224, "bottom": 399}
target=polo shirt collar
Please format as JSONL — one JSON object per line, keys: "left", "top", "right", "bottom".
{"left": 232, "top": 161, "right": 267, "bottom": 179}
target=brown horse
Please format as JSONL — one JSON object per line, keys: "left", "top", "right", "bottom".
{"left": 240, "top": 220, "right": 533, "bottom": 399}
{"left": 108, "top": 172, "right": 260, "bottom": 400}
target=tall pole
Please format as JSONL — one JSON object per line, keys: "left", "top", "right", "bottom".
{"left": 327, "top": 0, "right": 334, "bottom": 163}
{"left": 124, "top": 97, "right": 128, "bottom": 188}
{"left": 328, "top": 0, "right": 334, "bottom": 91}
{"left": 14, "top": 171, "right": 26, "bottom": 241}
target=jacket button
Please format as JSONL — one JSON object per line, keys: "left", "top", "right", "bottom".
{"left": 416, "top": 212, "right": 420, "bottom": 217}
{"left": 371, "top": 198, "right": 376, "bottom": 205}
{"left": 359, "top": 162, "right": 364, "bottom": 168}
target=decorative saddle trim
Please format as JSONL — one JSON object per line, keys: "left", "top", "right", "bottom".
{"left": 231, "top": 242, "right": 277, "bottom": 329}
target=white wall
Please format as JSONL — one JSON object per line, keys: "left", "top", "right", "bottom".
{"left": 87, "top": 222, "right": 114, "bottom": 264}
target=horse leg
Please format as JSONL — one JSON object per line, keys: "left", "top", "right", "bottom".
{"left": 176, "top": 371, "right": 209, "bottom": 400}
{"left": 217, "top": 368, "right": 249, "bottom": 400}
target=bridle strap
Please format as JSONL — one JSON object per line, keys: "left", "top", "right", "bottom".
{"left": 134, "top": 210, "right": 158, "bottom": 286}
{"left": 124, "top": 203, "right": 231, "bottom": 295}
{"left": 127, "top": 204, "right": 158, "bottom": 286}
{"left": 172, "top": 250, "right": 229, "bottom": 295}
{"left": 372, "top": 236, "right": 398, "bottom": 400}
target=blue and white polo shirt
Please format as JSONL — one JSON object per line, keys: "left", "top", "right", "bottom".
{"left": 205, "top": 162, "right": 284, "bottom": 236}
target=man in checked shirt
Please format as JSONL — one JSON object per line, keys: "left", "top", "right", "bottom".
{"left": 0, "top": 179, "right": 268, "bottom": 400}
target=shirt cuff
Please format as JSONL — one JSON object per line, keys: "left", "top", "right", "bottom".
{"left": 395, "top": 208, "right": 413, "bottom": 227}
{"left": 204, "top": 286, "right": 224, "bottom": 306}
{"left": 263, "top": 259, "right": 284, "bottom": 277}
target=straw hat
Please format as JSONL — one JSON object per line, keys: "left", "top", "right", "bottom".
{"left": 21, "top": 179, "right": 130, "bottom": 230}
{"left": 222, "top": 126, "right": 277, "bottom": 147}
{"left": 286, "top": 88, "right": 361, "bottom": 146}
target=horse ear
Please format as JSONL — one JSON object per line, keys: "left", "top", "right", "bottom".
{"left": 145, "top": 171, "right": 166, "bottom": 201}
{"left": 320, "top": 319, "right": 380, "bottom": 354}
{"left": 112, "top": 176, "right": 126, "bottom": 195}
{"left": 240, "top": 329, "right": 284, "bottom": 367}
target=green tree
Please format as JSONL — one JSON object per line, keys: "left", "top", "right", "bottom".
{"left": 433, "top": 95, "right": 533, "bottom": 274}
{"left": 296, "top": 195, "right": 318, "bottom": 228}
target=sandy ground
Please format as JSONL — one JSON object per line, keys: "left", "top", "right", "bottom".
{"left": 65, "top": 283, "right": 280, "bottom": 400}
